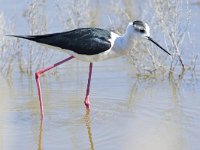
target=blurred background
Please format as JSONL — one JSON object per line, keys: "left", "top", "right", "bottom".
{"left": 0, "top": 0, "right": 200, "bottom": 150}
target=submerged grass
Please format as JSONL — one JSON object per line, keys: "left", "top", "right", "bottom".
{"left": 0, "top": 0, "right": 197, "bottom": 79}
{"left": 128, "top": 0, "right": 192, "bottom": 77}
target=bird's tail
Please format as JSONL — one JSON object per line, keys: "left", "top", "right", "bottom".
{"left": 6, "top": 35, "right": 33, "bottom": 40}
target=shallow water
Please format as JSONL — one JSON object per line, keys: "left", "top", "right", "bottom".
{"left": 2, "top": 61, "right": 200, "bottom": 150}
{"left": 0, "top": 0, "right": 200, "bottom": 150}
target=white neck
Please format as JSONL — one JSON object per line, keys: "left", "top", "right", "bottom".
{"left": 109, "top": 23, "right": 138, "bottom": 57}
{"left": 119, "top": 23, "right": 136, "bottom": 53}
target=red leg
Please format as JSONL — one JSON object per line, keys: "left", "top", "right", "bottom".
{"left": 84, "top": 63, "right": 93, "bottom": 109}
{"left": 35, "top": 56, "right": 74, "bottom": 119}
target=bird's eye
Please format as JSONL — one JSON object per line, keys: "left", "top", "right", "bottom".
{"left": 134, "top": 26, "right": 146, "bottom": 33}
{"left": 139, "top": 29, "right": 145, "bottom": 33}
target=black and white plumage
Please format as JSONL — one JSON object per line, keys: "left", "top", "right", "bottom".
{"left": 9, "top": 20, "right": 170, "bottom": 62}
{"left": 8, "top": 20, "right": 171, "bottom": 119}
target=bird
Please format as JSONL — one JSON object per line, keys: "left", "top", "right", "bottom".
{"left": 8, "top": 20, "right": 171, "bottom": 119}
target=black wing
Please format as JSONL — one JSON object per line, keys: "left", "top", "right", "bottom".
{"left": 9, "top": 28, "right": 112, "bottom": 55}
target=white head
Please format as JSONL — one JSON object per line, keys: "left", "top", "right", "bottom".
{"left": 125, "top": 20, "right": 171, "bottom": 55}
{"left": 132, "top": 20, "right": 150, "bottom": 38}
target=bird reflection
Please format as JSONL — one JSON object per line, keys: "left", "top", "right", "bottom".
{"left": 37, "top": 110, "right": 94, "bottom": 150}
{"left": 38, "top": 120, "right": 43, "bottom": 150}
{"left": 84, "top": 110, "right": 94, "bottom": 150}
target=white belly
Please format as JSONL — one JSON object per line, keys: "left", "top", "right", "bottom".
{"left": 65, "top": 49, "right": 122, "bottom": 62}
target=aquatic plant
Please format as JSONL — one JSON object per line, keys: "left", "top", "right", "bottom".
{"left": 0, "top": 0, "right": 196, "bottom": 78}
{"left": 128, "top": 0, "right": 192, "bottom": 76}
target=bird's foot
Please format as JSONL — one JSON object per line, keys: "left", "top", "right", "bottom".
{"left": 84, "top": 96, "right": 91, "bottom": 110}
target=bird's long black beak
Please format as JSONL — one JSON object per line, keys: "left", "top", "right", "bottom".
{"left": 147, "top": 37, "right": 171, "bottom": 56}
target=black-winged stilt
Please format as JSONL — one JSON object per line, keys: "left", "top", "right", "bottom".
{"left": 8, "top": 20, "right": 171, "bottom": 119}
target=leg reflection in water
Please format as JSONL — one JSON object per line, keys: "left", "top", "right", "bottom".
{"left": 38, "top": 120, "right": 43, "bottom": 150}
{"left": 84, "top": 110, "right": 94, "bottom": 150}
{"left": 37, "top": 111, "right": 94, "bottom": 150}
